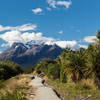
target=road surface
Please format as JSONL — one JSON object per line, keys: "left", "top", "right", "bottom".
{"left": 30, "top": 76, "right": 61, "bottom": 100}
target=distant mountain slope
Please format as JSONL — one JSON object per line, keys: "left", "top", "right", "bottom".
{"left": 0, "top": 42, "right": 63, "bottom": 67}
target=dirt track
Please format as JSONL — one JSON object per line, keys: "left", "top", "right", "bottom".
{"left": 29, "top": 76, "right": 61, "bottom": 100}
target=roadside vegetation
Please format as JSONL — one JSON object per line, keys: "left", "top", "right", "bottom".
{"left": 0, "top": 60, "right": 22, "bottom": 80}
{"left": 0, "top": 61, "right": 29, "bottom": 100}
{"left": 34, "top": 31, "right": 100, "bottom": 100}
{"left": 0, "top": 74, "right": 30, "bottom": 100}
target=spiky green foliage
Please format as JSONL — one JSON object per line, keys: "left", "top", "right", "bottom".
{"left": 60, "top": 49, "right": 86, "bottom": 83}
{"left": 34, "top": 31, "right": 100, "bottom": 89}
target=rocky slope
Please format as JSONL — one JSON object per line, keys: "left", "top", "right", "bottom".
{"left": 0, "top": 42, "right": 63, "bottom": 67}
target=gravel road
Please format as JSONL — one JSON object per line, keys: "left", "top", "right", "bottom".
{"left": 30, "top": 76, "right": 61, "bottom": 100}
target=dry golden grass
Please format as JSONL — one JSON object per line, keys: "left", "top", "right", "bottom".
{"left": 79, "top": 79, "right": 95, "bottom": 88}
{"left": 26, "top": 86, "right": 37, "bottom": 100}
{"left": 0, "top": 74, "right": 40, "bottom": 100}
{"left": 32, "top": 71, "right": 39, "bottom": 76}
{"left": 0, "top": 74, "right": 31, "bottom": 95}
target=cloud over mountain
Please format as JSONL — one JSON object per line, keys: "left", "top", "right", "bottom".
{"left": 0, "top": 24, "right": 77, "bottom": 49}
{"left": 0, "top": 30, "right": 47, "bottom": 47}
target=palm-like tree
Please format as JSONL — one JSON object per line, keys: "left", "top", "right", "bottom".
{"left": 59, "top": 48, "right": 85, "bottom": 83}
{"left": 84, "top": 31, "right": 100, "bottom": 89}
{"left": 58, "top": 48, "right": 71, "bottom": 83}
{"left": 65, "top": 49, "right": 85, "bottom": 83}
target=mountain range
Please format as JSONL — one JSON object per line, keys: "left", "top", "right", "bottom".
{"left": 0, "top": 41, "right": 63, "bottom": 68}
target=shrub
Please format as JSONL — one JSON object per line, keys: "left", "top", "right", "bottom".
{"left": 0, "top": 60, "right": 22, "bottom": 80}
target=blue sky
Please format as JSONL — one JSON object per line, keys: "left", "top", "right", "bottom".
{"left": 0, "top": 0, "right": 99, "bottom": 52}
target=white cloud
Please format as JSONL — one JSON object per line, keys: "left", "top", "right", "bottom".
{"left": 84, "top": 36, "right": 96, "bottom": 43}
{"left": 58, "top": 30, "right": 63, "bottom": 34}
{"left": 78, "top": 44, "right": 88, "bottom": 49}
{"left": 0, "top": 31, "right": 23, "bottom": 46}
{"left": 0, "top": 30, "right": 77, "bottom": 48}
{"left": 47, "top": 0, "right": 56, "bottom": 8}
{"left": 0, "top": 24, "right": 37, "bottom": 32}
{"left": 0, "top": 24, "right": 77, "bottom": 49}
{"left": 16, "top": 24, "right": 37, "bottom": 31}
{"left": 0, "top": 31, "right": 44, "bottom": 46}
{"left": 55, "top": 41, "right": 77, "bottom": 48}
{"left": 32, "top": 8, "right": 42, "bottom": 14}
{"left": 47, "top": 0, "right": 72, "bottom": 9}
{"left": 57, "top": 1, "right": 72, "bottom": 8}
{"left": 46, "top": 40, "right": 77, "bottom": 48}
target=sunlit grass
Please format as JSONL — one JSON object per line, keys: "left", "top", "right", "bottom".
{"left": 0, "top": 74, "right": 30, "bottom": 100}
{"left": 47, "top": 78, "right": 100, "bottom": 100}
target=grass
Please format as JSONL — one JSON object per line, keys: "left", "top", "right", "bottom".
{"left": 1, "top": 73, "right": 100, "bottom": 100}
{"left": 0, "top": 74, "right": 31, "bottom": 100}
{"left": 46, "top": 78, "right": 100, "bottom": 100}
{"left": 0, "top": 80, "right": 6, "bottom": 89}
{"left": 0, "top": 90, "right": 27, "bottom": 100}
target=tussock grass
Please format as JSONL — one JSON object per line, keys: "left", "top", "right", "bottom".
{"left": 0, "top": 90, "right": 27, "bottom": 100}
{"left": 47, "top": 78, "right": 100, "bottom": 100}
{"left": 0, "top": 74, "right": 31, "bottom": 100}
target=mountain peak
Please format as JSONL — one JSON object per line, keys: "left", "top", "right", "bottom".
{"left": 0, "top": 42, "right": 63, "bottom": 67}
{"left": 12, "top": 42, "right": 27, "bottom": 49}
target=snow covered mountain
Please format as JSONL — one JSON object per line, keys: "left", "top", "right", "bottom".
{"left": 0, "top": 42, "right": 63, "bottom": 67}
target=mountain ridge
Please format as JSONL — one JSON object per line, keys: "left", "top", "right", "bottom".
{"left": 0, "top": 42, "right": 63, "bottom": 67}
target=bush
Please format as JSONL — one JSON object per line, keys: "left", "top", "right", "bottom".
{"left": 0, "top": 61, "right": 22, "bottom": 80}
{"left": 35, "top": 59, "right": 60, "bottom": 80}
{"left": 47, "top": 63, "right": 60, "bottom": 79}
